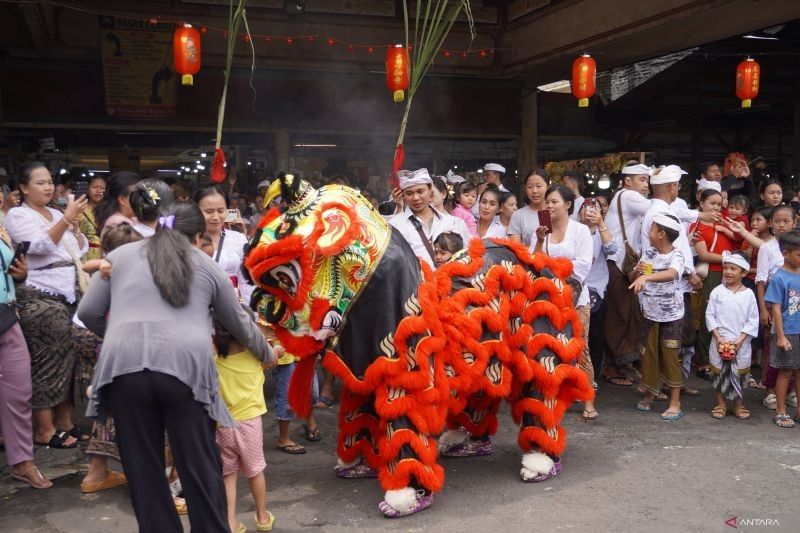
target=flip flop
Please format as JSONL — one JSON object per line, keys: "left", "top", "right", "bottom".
{"left": 661, "top": 410, "right": 685, "bottom": 421}
{"left": 582, "top": 409, "right": 599, "bottom": 421}
{"left": 68, "top": 426, "right": 91, "bottom": 441}
{"left": 314, "top": 395, "right": 334, "bottom": 408}
{"left": 635, "top": 401, "right": 651, "bottom": 412}
{"left": 173, "top": 496, "right": 188, "bottom": 515}
{"left": 255, "top": 511, "right": 276, "bottom": 532}
{"left": 303, "top": 423, "right": 322, "bottom": 442}
{"left": 80, "top": 470, "right": 127, "bottom": 493}
{"left": 603, "top": 374, "right": 633, "bottom": 387}
{"left": 276, "top": 443, "right": 307, "bottom": 454}
{"left": 11, "top": 466, "right": 53, "bottom": 489}
{"left": 773, "top": 414, "right": 794, "bottom": 428}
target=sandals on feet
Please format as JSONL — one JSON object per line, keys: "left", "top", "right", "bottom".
{"left": 635, "top": 401, "right": 651, "bottom": 412}
{"left": 773, "top": 413, "right": 794, "bottom": 428}
{"left": 314, "top": 395, "right": 334, "bottom": 408}
{"left": 35, "top": 429, "right": 77, "bottom": 449}
{"left": 582, "top": 409, "right": 599, "bottom": 421}
{"left": 661, "top": 410, "right": 685, "bottom": 421}
{"left": 303, "top": 424, "right": 322, "bottom": 442}
{"left": 11, "top": 466, "right": 53, "bottom": 489}
{"left": 80, "top": 470, "right": 127, "bottom": 493}
{"left": 255, "top": 511, "right": 275, "bottom": 532}
{"left": 710, "top": 405, "right": 727, "bottom": 419}
{"left": 733, "top": 405, "right": 751, "bottom": 419}
{"left": 276, "top": 443, "right": 307, "bottom": 454}
{"left": 603, "top": 374, "right": 633, "bottom": 387}
{"left": 173, "top": 496, "right": 188, "bottom": 515}
{"left": 68, "top": 426, "right": 90, "bottom": 441}
{"left": 763, "top": 393, "right": 777, "bottom": 410}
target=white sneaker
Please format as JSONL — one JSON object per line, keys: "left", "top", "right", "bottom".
{"left": 763, "top": 393, "right": 777, "bottom": 410}
{"left": 788, "top": 392, "right": 798, "bottom": 408}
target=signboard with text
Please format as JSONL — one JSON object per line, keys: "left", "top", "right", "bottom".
{"left": 99, "top": 16, "right": 178, "bottom": 120}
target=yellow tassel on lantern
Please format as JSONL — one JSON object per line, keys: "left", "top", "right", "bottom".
{"left": 393, "top": 90, "right": 405, "bottom": 103}
{"left": 182, "top": 74, "right": 194, "bottom": 86}
{"left": 741, "top": 98, "right": 751, "bottom": 108}
{"left": 578, "top": 98, "right": 589, "bottom": 108}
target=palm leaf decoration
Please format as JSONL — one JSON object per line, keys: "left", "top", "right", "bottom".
{"left": 391, "top": 1, "right": 476, "bottom": 184}
{"left": 211, "top": 0, "right": 248, "bottom": 183}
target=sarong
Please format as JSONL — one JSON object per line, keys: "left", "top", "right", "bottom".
{"left": 603, "top": 261, "right": 644, "bottom": 366}
{"left": 16, "top": 285, "right": 77, "bottom": 410}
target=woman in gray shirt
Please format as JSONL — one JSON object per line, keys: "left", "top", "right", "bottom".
{"left": 78, "top": 202, "right": 274, "bottom": 533}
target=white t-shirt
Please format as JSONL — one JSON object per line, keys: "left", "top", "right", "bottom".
{"left": 507, "top": 206, "right": 540, "bottom": 247}
{"left": 569, "top": 196, "right": 585, "bottom": 220}
{"left": 214, "top": 229, "right": 254, "bottom": 303}
{"left": 605, "top": 188, "right": 651, "bottom": 269}
{"left": 530, "top": 219, "right": 593, "bottom": 307}
{"left": 389, "top": 205, "right": 471, "bottom": 268}
{"left": 755, "top": 237, "right": 783, "bottom": 284}
{"left": 640, "top": 199, "right": 694, "bottom": 293}
{"left": 478, "top": 216, "right": 507, "bottom": 239}
{"left": 638, "top": 246, "right": 685, "bottom": 322}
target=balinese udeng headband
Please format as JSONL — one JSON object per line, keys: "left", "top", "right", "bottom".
{"left": 696, "top": 178, "right": 722, "bottom": 193}
{"left": 652, "top": 213, "right": 682, "bottom": 232}
{"left": 722, "top": 250, "right": 750, "bottom": 271}
{"left": 158, "top": 214, "right": 176, "bottom": 229}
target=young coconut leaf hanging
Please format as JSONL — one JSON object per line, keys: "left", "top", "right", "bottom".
{"left": 211, "top": 0, "right": 248, "bottom": 183}
{"left": 390, "top": 1, "right": 475, "bottom": 186}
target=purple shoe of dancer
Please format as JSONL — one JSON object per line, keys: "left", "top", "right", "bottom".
{"left": 334, "top": 461, "right": 378, "bottom": 479}
{"left": 379, "top": 490, "right": 434, "bottom": 518}
{"left": 440, "top": 437, "right": 495, "bottom": 457}
{"left": 521, "top": 455, "right": 561, "bottom": 482}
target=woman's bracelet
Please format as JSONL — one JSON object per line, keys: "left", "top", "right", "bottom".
{"left": 598, "top": 226, "right": 608, "bottom": 232}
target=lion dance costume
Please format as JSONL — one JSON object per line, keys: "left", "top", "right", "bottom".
{"left": 243, "top": 175, "right": 593, "bottom": 517}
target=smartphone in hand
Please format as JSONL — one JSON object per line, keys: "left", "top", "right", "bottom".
{"left": 537, "top": 209, "right": 552, "bottom": 233}
{"left": 73, "top": 181, "right": 89, "bottom": 199}
{"left": 225, "top": 209, "right": 241, "bottom": 223}
{"left": 8, "top": 241, "right": 30, "bottom": 270}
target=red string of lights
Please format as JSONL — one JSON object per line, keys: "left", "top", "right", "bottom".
{"left": 147, "top": 16, "right": 494, "bottom": 60}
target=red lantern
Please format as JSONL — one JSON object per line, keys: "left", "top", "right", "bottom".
{"left": 173, "top": 24, "right": 201, "bottom": 86}
{"left": 386, "top": 44, "right": 410, "bottom": 103}
{"left": 571, "top": 53, "right": 596, "bottom": 108}
{"left": 736, "top": 57, "right": 760, "bottom": 108}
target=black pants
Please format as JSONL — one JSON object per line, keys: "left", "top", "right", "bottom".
{"left": 108, "top": 370, "right": 228, "bottom": 533}
{"left": 589, "top": 298, "right": 608, "bottom": 381}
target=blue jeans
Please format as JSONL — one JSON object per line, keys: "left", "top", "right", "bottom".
{"left": 271, "top": 362, "right": 296, "bottom": 421}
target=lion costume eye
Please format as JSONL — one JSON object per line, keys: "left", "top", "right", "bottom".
{"left": 265, "top": 260, "right": 302, "bottom": 297}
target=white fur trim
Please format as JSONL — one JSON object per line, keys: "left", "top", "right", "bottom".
{"left": 383, "top": 488, "right": 417, "bottom": 513}
{"left": 520, "top": 452, "right": 554, "bottom": 481}
{"left": 336, "top": 457, "right": 360, "bottom": 469}
{"left": 438, "top": 429, "right": 469, "bottom": 451}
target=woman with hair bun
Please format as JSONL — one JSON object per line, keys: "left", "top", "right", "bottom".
{"left": 129, "top": 179, "right": 174, "bottom": 237}
{"left": 78, "top": 202, "right": 277, "bottom": 532}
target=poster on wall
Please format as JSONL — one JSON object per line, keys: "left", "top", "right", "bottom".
{"left": 99, "top": 16, "right": 178, "bottom": 120}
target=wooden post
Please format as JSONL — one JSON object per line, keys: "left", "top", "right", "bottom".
{"left": 517, "top": 88, "right": 538, "bottom": 193}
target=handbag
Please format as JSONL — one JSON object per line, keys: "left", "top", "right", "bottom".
{"left": 616, "top": 191, "right": 640, "bottom": 277}
{"left": 0, "top": 243, "right": 19, "bottom": 336}
{"left": 692, "top": 222, "right": 717, "bottom": 280}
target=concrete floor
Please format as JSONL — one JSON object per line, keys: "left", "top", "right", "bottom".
{"left": 1, "top": 375, "right": 799, "bottom": 532}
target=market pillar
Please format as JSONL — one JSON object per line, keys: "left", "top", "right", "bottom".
{"left": 275, "top": 129, "right": 291, "bottom": 173}
{"left": 517, "top": 89, "right": 538, "bottom": 190}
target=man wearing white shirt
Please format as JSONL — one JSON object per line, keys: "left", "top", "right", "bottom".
{"left": 602, "top": 164, "right": 652, "bottom": 384}
{"left": 390, "top": 168, "right": 470, "bottom": 269}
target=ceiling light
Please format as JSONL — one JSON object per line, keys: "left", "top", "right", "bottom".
{"left": 59, "top": 168, "right": 67, "bottom": 175}
{"left": 742, "top": 34, "right": 778, "bottom": 40}
{"left": 293, "top": 143, "right": 337, "bottom": 148}
{"left": 200, "top": 152, "right": 207, "bottom": 158}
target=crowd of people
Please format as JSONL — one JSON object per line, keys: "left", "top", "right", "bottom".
{"left": 1, "top": 156, "right": 800, "bottom": 531}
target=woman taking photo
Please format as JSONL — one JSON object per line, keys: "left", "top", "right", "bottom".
{"left": 531, "top": 184, "right": 597, "bottom": 420}
{"left": 94, "top": 171, "right": 139, "bottom": 235}
{"left": 508, "top": 169, "right": 550, "bottom": 246}
{"left": 195, "top": 186, "right": 253, "bottom": 303}
{"left": 475, "top": 185, "right": 507, "bottom": 239}
{"left": 78, "top": 202, "right": 277, "bottom": 532}
{"left": 79, "top": 175, "right": 107, "bottom": 261}
{"left": 0, "top": 226, "right": 52, "bottom": 488}
{"left": 4, "top": 161, "right": 88, "bottom": 449}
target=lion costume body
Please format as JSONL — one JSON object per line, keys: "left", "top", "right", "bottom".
{"left": 244, "top": 176, "right": 593, "bottom": 517}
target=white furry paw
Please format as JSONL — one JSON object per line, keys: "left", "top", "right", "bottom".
{"left": 438, "top": 429, "right": 469, "bottom": 452}
{"left": 520, "top": 452, "right": 554, "bottom": 481}
{"left": 383, "top": 487, "right": 418, "bottom": 514}
{"left": 336, "top": 457, "right": 360, "bottom": 469}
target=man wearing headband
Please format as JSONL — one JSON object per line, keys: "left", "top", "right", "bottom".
{"left": 389, "top": 168, "right": 470, "bottom": 269}
{"left": 602, "top": 163, "right": 653, "bottom": 385}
